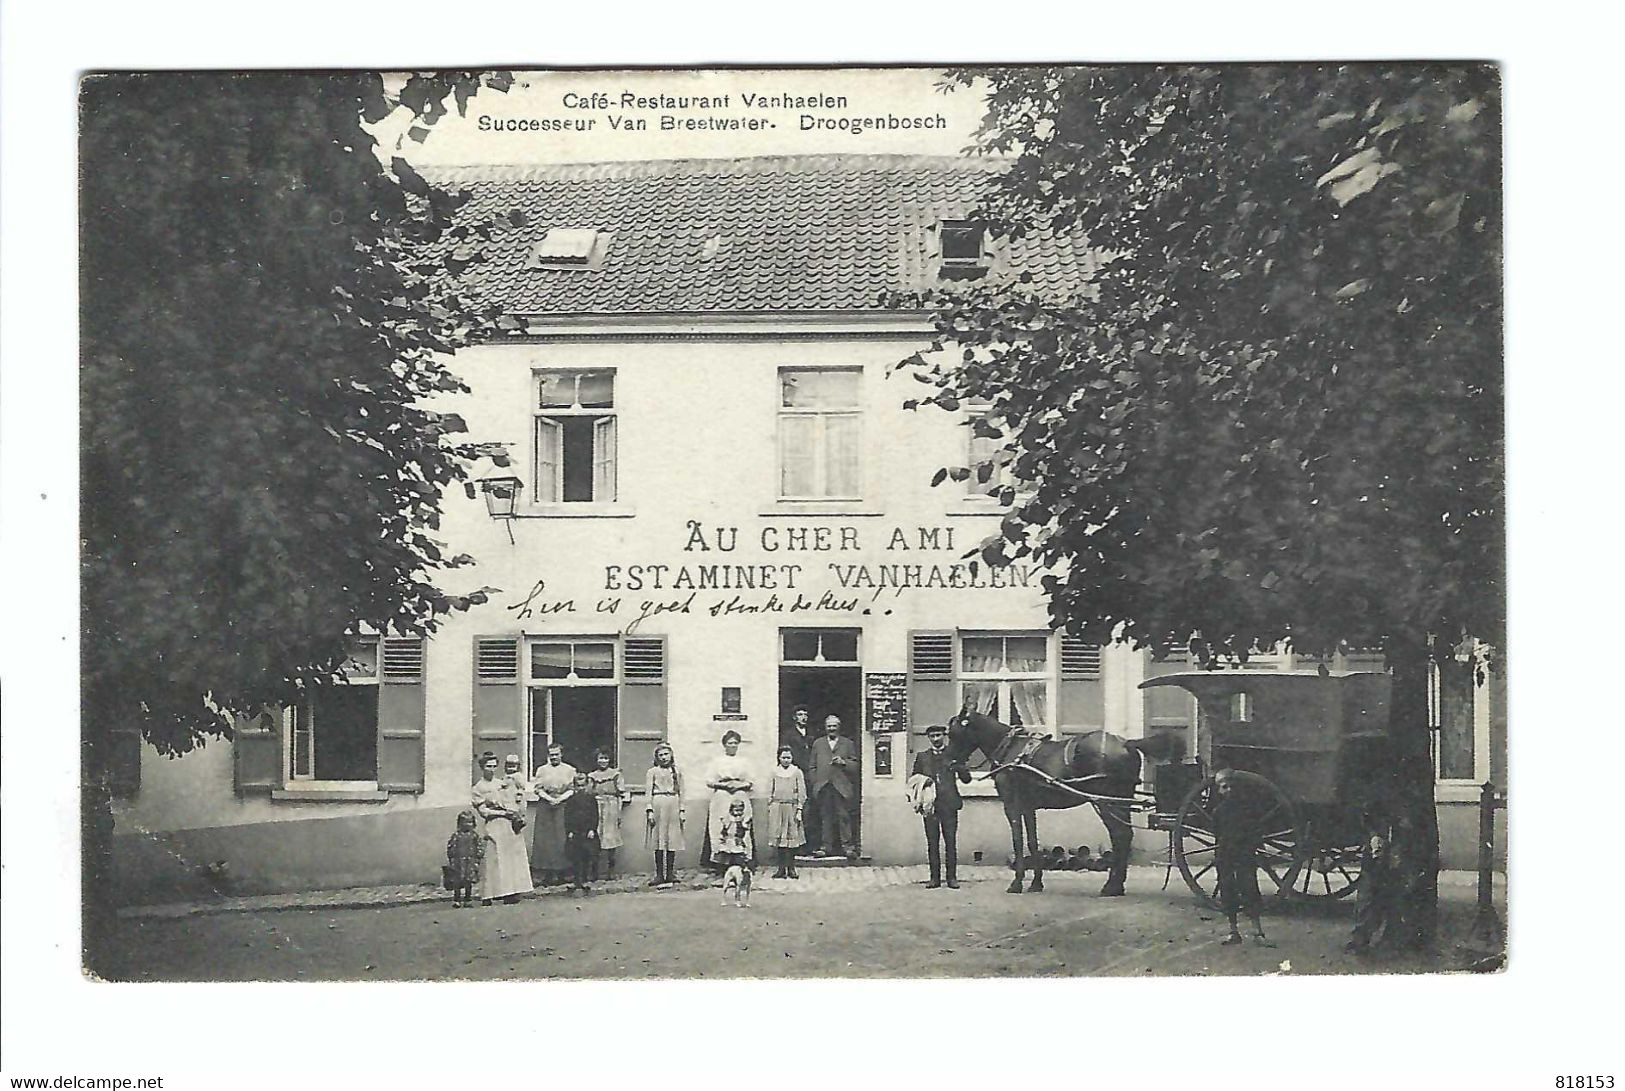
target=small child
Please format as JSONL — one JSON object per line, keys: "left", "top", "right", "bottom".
{"left": 562, "top": 769, "right": 600, "bottom": 893}
{"left": 1211, "top": 769, "right": 1274, "bottom": 947}
{"left": 445, "top": 809, "right": 484, "bottom": 908}
{"left": 716, "top": 797, "right": 754, "bottom": 908}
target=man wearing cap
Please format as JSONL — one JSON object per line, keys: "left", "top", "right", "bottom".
{"left": 913, "top": 723, "right": 971, "bottom": 888}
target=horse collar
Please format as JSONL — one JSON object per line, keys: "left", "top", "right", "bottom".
{"left": 990, "top": 727, "right": 1031, "bottom": 765}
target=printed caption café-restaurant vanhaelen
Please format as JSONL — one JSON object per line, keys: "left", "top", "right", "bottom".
{"left": 108, "top": 154, "right": 1506, "bottom": 899}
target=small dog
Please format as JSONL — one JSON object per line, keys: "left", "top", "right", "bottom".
{"left": 717, "top": 799, "right": 753, "bottom": 908}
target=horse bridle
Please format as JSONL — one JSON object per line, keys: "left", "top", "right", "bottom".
{"left": 952, "top": 716, "right": 1029, "bottom": 776}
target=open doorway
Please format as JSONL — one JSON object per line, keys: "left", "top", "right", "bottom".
{"left": 779, "top": 628, "right": 863, "bottom": 854}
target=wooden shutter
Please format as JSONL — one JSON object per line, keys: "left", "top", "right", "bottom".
{"left": 593, "top": 417, "right": 617, "bottom": 502}
{"left": 535, "top": 419, "right": 561, "bottom": 503}
{"left": 233, "top": 707, "right": 284, "bottom": 794}
{"left": 908, "top": 630, "right": 957, "bottom": 758}
{"left": 1057, "top": 636, "right": 1104, "bottom": 736}
{"left": 473, "top": 636, "right": 523, "bottom": 779}
{"left": 377, "top": 636, "right": 426, "bottom": 792}
{"left": 620, "top": 635, "right": 667, "bottom": 788}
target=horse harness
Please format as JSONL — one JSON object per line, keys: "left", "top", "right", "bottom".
{"left": 970, "top": 725, "right": 1141, "bottom": 813}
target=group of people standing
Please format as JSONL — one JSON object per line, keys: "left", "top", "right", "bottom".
{"left": 450, "top": 709, "right": 866, "bottom": 906}
{"left": 457, "top": 748, "right": 633, "bottom": 906}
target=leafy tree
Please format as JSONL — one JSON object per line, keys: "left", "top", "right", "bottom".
{"left": 79, "top": 70, "right": 512, "bottom": 970}
{"left": 900, "top": 64, "right": 1501, "bottom": 948}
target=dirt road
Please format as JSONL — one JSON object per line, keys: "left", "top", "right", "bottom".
{"left": 102, "top": 865, "right": 1499, "bottom": 981}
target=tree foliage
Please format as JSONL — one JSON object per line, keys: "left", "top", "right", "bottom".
{"left": 902, "top": 64, "right": 1502, "bottom": 666}
{"left": 80, "top": 71, "right": 514, "bottom": 759}
{"left": 899, "top": 65, "right": 1502, "bottom": 948}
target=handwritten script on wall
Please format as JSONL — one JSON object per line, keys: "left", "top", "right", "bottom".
{"left": 507, "top": 520, "right": 1046, "bottom": 631}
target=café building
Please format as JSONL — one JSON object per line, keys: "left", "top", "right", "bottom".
{"left": 112, "top": 156, "right": 1503, "bottom": 898}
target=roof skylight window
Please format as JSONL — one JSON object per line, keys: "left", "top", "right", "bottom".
{"left": 938, "top": 219, "right": 988, "bottom": 277}
{"left": 528, "top": 228, "right": 601, "bottom": 268}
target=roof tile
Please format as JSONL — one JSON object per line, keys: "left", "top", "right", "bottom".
{"left": 428, "top": 155, "right": 1095, "bottom": 315}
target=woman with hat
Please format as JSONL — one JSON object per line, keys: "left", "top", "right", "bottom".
{"left": 530, "top": 743, "right": 577, "bottom": 884}
{"left": 703, "top": 730, "right": 754, "bottom": 873}
{"left": 471, "top": 751, "right": 534, "bottom": 905}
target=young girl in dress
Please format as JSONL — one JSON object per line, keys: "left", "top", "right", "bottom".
{"left": 445, "top": 809, "right": 484, "bottom": 908}
{"left": 716, "top": 797, "right": 754, "bottom": 908}
{"left": 644, "top": 742, "right": 685, "bottom": 886}
{"left": 587, "top": 748, "right": 628, "bottom": 880}
{"left": 767, "top": 744, "right": 807, "bottom": 879}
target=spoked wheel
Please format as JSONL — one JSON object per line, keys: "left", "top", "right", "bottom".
{"left": 1172, "top": 774, "right": 1305, "bottom": 910}
{"left": 1279, "top": 833, "right": 1363, "bottom": 901}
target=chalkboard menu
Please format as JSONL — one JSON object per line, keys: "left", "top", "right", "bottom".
{"left": 865, "top": 672, "right": 908, "bottom": 734}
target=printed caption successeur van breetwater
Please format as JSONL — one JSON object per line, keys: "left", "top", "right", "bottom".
{"left": 477, "top": 89, "right": 948, "bottom": 137}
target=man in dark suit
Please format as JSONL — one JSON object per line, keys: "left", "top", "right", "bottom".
{"left": 913, "top": 722, "right": 971, "bottom": 888}
{"left": 808, "top": 714, "right": 859, "bottom": 859}
{"left": 781, "top": 705, "right": 817, "bottom": 852}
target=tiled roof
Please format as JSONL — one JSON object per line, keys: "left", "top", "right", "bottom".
{"left": 428, "top": 156, "right": 1096, "bottom": 315}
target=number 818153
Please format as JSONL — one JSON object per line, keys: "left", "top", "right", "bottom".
{"left": 1557, "top": 1079, "right": 1614, "bottom": 1088}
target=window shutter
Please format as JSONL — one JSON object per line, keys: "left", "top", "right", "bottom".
{"left": 593, "top": 417, "right": 617, "bottom": 502}
{"left": 377, "top": 637, "right": 426, "bottom": 792}
{"left": 472, "top": 636, "right": 523, "bottom": 779}
{"left": 1143, "top": 648, "right": 1195, "bottom": 762}
{"left": 1057, "top": 636, "right": 1104, "bottom": 736}
{"left": 233, "top": 708, "right": 284, "bottom": 794}
{"left": 908, "top": 630, "right": 957, "bottom": 758}
{"left": 620, "top": 635, "right": 668, "bottom": 789}
{"left": 535, "top": 419, "right": 561, "bottom": 503}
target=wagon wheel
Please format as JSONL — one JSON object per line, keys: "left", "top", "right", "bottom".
{"left": 1278, "top": 825, "right": 1363, "bottom": 901}
{"left": 1172, "top": 775, "right": 1305, "bottom": 910}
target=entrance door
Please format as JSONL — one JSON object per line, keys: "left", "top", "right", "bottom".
{"left": 779, "top": 628, "right": 863, "bottom": 853}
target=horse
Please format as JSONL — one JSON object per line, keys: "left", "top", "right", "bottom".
{"left": 946, "top": 706, "right": 1172, "bottom": 895}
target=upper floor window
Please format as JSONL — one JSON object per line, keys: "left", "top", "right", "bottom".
{"left": 779, "top": 368, "right": 861, "bottom": 499}
{"left": 536, "top": 370, "right": 616, "bottom": 503}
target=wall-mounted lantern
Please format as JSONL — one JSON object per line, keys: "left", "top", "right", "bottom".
{"left": 1231, "top": 691, "right": 1254, "bottom": 724}
{"left": 477, "top": 475, "right": 523, "bottom": 542}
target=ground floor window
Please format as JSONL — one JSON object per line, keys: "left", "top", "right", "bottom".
{"left": 287, "top": 642, "right": 381, "bottom": 784}
{"left": 289, "top": 686, "right": 379, "bottom": 782}
{"left": 1431, "top": 658, "right": 1480, "bottom": 782}
{"left": 527, "top": 638, "right": 619, "bottom": 769}
{"left": 529, "top": 687, "right": 618, "bottom": 770}
{"left": 958, "top": 633, "right": 1051, "bottom": 733}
